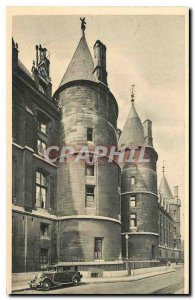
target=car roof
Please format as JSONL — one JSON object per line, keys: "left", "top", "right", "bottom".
{"left": 48, "top": 264, "right": 77, "bottom": 267}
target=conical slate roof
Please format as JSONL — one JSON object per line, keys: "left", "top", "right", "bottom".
{"left": 159, "top": 174, "right": 173, "bottom": 199}
{"left": 119, "top": 103, "right": 145, "bottom": 147}
{"left": 59, "top": 34, "right": 96, "bottom": 87}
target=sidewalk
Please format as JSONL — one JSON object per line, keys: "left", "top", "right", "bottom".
{"left": 12, "top": 267, "right": 176, "bottom": 292}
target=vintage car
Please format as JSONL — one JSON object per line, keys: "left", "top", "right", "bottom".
{"left": 30, "top": 265, "right": 83, "bottom": 291}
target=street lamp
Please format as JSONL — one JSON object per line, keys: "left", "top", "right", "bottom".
{"left": 125, "top": 234, "right": 129, "bottom": 274}
{"left": 165, "top": 243, "right": 167, "bottom": 268}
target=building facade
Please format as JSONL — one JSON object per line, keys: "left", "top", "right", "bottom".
{"left": 12, "top": 24, "right": 181, "bottom": 274}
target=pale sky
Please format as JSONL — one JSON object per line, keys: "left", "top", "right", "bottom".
{"left": 12, "top": 15, "right": 186, "bottom": 237}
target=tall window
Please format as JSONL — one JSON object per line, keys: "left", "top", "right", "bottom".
{"left": 38, "top": 120, "right": 47, "bottom": 135}
{"left": 130, "top": 195, "right": 136, "bottom": 207}
{"left": 40, "top": 223, "right": 49, "bottom": 237}
{"left": 86, "top": 185, "right": 95, "bottom": 207}
{"left": 37, "top": 139, "right": 47, "bottom": 156}
{"left": 131, "top": 176, "right": 135, "bottom": 185}
{"left": 36, "top": 171, "right": 47, "bottom": 209}
{"left": 37, "top": 112, "right": 50, "bottom": 157}
{"left": 94, "top": 238, "right": 103, "bottom": 259}
{"left": 86, "top": 164, "right": 94, "bottom": 176}
{"left": 130, "top": 213, "right": 137, "bottom": 227}
{"left": 87, "top": 128, "right": 93, "bottom": 142}
{"left": 40, "top": 248, "right": 49, "bottom": 270}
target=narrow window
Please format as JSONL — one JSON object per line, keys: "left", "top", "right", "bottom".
{"left": 130, "top": 195, "right": 136, "bottom": 207}
{"left": 36, "top": 171, "right": 47, "bottom": 209}
{"left": 159, "top": 249, "right": 161, "bottom": 258}
{"left": 86, "top": 164, "right": 94, "bottom": 176}
{"left": 37, "top": 139, "right": 47, "bottom": 156}
{"left": 130, "top": 213, "right": 137, "bottom": 227}
{"left": 173, "top": 227, "right": 177, "bottom": 236}
{"left": 94, "top": 238, "right": 103, "bottom": 259}
{"left": 40, "top": 223, "right": 49, "bottom": 237}
{"left": 151, "top": 245, "right": 155, "bottom": 259}
{"left": 40, "top": 248, "right": 49, "bottom": 270}
{"left": 173, "top": 210, "right": 176, "bottom": 216}
{"left": 131, "top": 176, "right": 135, "bottom": 185}
{"left": 86, "top": 185, "right": 95, "bottom": 207}
{"left": 87, "top": 128, "right": 93, "bottom": 142}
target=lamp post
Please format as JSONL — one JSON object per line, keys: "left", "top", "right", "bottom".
{"left": 125, "top": 234, "right": 129, "bottom": 274}
{"left": 165, "top": 243, "right": 167, "bottom": 269}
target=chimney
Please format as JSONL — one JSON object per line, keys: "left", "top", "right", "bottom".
{"left": 143, "top": 119, "right": 153, "bottom": 147}
{"left": 12, "top": 38, "right": 19, "bottom": 70}
{"left": 93, "top": 40, "right": 108, "bottom": 85}
{"left": 174, "top": 186, "right": 179, "bottom": 198}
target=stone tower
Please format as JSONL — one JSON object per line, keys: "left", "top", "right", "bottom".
{"left": 119, "top": 99, "right": 159, "bottom": 261}
{"left": 53, "top": 24, "right": 121, "bottom": 264}
{"left": 159, "top": 172, "right": 181, "bottom": 257}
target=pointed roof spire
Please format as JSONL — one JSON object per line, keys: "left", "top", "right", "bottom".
{"left": 119, "top": 85, "right": 145, "bottom": 147}
{"left": 131, "top": 84, "right": 135, "bottom": 103}
{"left": 58, "top": 18, "right": 97, "bottom": 88}
{"left": 80, "top": 17, "right": 86, "bottom": 37}
{"left": 159, "top": 163, "right": 173, "bottom": 199}
{"left": 162, "top": 160, "right": 165, "bottom": 174}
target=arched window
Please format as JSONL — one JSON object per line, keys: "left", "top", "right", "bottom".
{"left": 35, "top": 171, "right": 47, "bottom": 209}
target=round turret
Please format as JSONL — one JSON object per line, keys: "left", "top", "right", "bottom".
{"left": 54, "top": 32, "right": 121, "bottom": 263}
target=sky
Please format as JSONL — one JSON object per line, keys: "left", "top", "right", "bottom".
{"left": 12, "top": 14, "right": 186, "bottom": 237}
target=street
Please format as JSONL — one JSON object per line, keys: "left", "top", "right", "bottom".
{"left": 14, "top": 266, "right": 184, "bottom": 295}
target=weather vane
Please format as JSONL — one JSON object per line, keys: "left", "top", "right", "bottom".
{"left": 131, "top": 84, "right": 135, "bottom": 103}
{"left": 162, "top": 160, "right": 165, "bottom": 174}
{"left": 80, "top": 17, "right": 86, "bottom": 32}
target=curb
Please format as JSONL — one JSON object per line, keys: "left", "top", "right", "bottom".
{"left": 12, "top": 269, "right": 175, "bottom": 293}
{"left": 84, "top": 269, "right": 175, "bottom": 285}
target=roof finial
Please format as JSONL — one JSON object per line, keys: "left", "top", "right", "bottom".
{"left": 162, "top": 160, "right": 165, "bottom": 174}
{"left": 131, "top": 84, "right": 135, "bottom": 104}
{"left": 80, "top": 17, "right": 86, "bottom": 36}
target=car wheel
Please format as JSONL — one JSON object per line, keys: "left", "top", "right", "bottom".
{"left": 72, "top": 276, "right": 80, "bottom": 286}
{"left": 42, "top": 279, "right": 51, "bottom": 291}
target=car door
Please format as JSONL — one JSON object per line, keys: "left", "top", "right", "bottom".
{"left": 54, "top": 267, "right": 67, "bottom": 284}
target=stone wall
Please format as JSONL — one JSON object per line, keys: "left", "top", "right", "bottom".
{"left": 58, "top": 219, "right": 121, "bottom": 262}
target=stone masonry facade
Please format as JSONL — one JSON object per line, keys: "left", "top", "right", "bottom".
{"left": 12, "top": 26, "right": 181, "bottom": 274}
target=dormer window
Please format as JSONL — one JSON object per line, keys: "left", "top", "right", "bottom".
{"left": 39, "top": 83, "right": 45, "bottom": 95}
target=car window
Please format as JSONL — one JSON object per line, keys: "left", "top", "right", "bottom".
{"left": 47, "top": 266, "right": 56, "bottom": 272}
